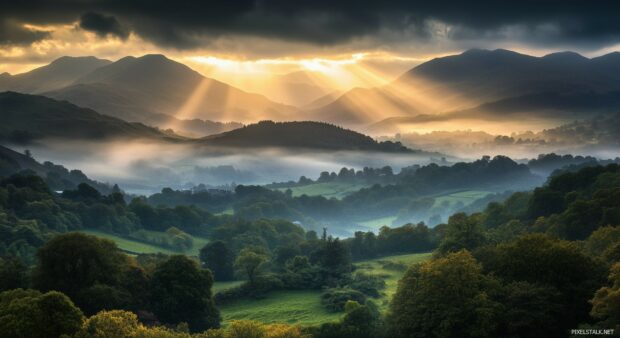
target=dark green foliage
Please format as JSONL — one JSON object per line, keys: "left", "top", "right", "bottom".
{"left": 149, "top": 255, "right": 220, "bottom": 332}
{"left": 210, "top": 218, "right": 306, "bottom": 254}
{"left": 30, "top": 232, "right": 149, "bottom": 316}
{"left": 33, "top": 233, "right": 127, "bottom": 298}
{"left": 147, "top": 187, "right": 234, "bottom": 213}
{"left": 387, "top": 251, "right": 501, "bottom": 338}
{"left": 309, "top": 301, "right": 383, "bottom": 338}
{"left": 437, "top": 213, "right": 486, "bottom": 254}
{"left": 311, "top": 237, "right": 352, "bottom": 286}
{"left": 280, "top": 255, "right": 323, "bottom": 289}
{"left": 200, "top": 240, "right": 235, "bottom": 281}
{"left": 320, "top": 288, "right": 366, "bottom": 312}
{"left": 348, "top": 272, "right": 386, "bottom": 298}
{"left": 0, "top": 256, "right": 29, "bottom": 292}
{"left": 0, "top": 288, "right": 84, "bottom": 338}
{"left": 590, "top": 263, "right": 620, "bottom": 329}
{"left": 476, "top": 234, "right": 607, "bottom": 333}
{"left": 234, "top": 247, "right": 269, "bottom": 285}
{"left": 495, "top": 281, "right": 565, "bottom": 337}
{"left": 75, "top": 284, "right": 130, "bottom": 316}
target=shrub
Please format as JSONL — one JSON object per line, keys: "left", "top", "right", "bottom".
{"left": 320, "top": 288, "right": 366, "bottom": 312}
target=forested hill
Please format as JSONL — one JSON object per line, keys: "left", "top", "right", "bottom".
{"left": 0, "top": 92, "right": 183, "bottom": 143}
{"left": 200, "top": 120, "right": 413, "bottom": 152}
{"left": 0, "top": 145, "right": 114, "bottom": 194}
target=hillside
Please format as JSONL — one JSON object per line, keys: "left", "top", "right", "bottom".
{"left": 45, "top": 54, "right": 296, "bottom": 124}
{"left": 200, "top": 120, "right": 412, "bottom": 152}
{"left": 311, "top": 49, "right": 620, "bottom": 126}
{"left": 0, "top": 56, "right": 111, "bottom": 93}
{"left": 0, "top": 144, "right": 114, "bottom": 193}
{"left": 0, "top": 92, "right": 181, "bottom": 142}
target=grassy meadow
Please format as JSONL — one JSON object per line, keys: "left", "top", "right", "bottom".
{"left": 78, "top": 229, "right": 208, "bottom": 256}
{"left": 277, "top": 182, "right": 371, "bottom": 199}
{"left": 217, "top": 252, "right": 432, "bottom": 325}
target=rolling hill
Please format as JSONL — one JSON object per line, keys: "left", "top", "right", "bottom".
{"left": 0, "top": 92, "right": 182, "bottom": 142}
{"left": 200, "top": 120, "right": 412, "bottom": 152}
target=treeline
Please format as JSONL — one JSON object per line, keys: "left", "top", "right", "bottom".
{"left": 0, "top": 173, "right": 233, "bottom": 263}
{"left": 267, "top": 165, "right": 400, "bottom": 188}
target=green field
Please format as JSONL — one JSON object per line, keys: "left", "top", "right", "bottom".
{"left": 215, "top": 207, "right": 234, "bottom": 216}
{"left": 432, "top": 190, "right": 492, "bottom": 208}
{"left": 78, "top": 229, "right": 208, "bottom": 256}
{"left": 219, "top": 290, "right": 341, "bottom": 326}
{"left": 218, "top": 252, "right": 432, "bottom": 325}
{"left": 277, "top": 182, "right": 371, "bottom": 199}
{"left": 354, "top": 252, "right": 432, "bottom": 311}
{"left": 213, "top": 280, "right": 245, "bottom": 293}
{"left": 356, "top": 216, "right": 398, "bottom": 230}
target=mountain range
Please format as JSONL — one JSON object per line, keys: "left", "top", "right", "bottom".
{"left": 0, "top": 55, "right": 290, "bottom": 136}
{"left": 3, "top": 48, "right": 620, "bottom": 136}
{"left": 311, "top": 49, "right": 620, "bottom": 127}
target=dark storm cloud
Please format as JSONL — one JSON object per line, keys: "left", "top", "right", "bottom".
{"left": 0, "top": 20, "right": 50, "bottom": 46}
{"left": 79, "top": 12, "right": 128, "bottom": 39}
{"left": 1, "top": 0, "right": 620, "bottom": 48}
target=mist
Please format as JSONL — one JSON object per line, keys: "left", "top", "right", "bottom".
{"left": 14, "top": 140, "right": 441, "bottom": 195}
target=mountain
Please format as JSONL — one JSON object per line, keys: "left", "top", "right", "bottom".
{"left": 0, "top": 92, "right": 182, "bottom": 142}
{"left": 45, "top": 54, "right": 296, "bottom": 125}
{"left": 199, "top": 120, "right": 412, "bottom": 152}
{"left": 0, "top": 56, "right": 111, "bottom": 93}
{"left": 311, "top": 49, "right": 620, "bottom": 126}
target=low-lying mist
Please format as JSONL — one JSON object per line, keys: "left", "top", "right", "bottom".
{"left": 15, "top": 140, "right": 440, "bottom": 195}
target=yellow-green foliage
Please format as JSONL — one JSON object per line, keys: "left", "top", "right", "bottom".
{"left": 73, "top": 311, "right": 307, "bottom": 338}
{"left": 202, "top": 320, "right": 308, "bottom": 338}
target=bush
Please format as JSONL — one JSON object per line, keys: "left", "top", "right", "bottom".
{"left": 348, "top": 273, "right": 386, "bottom": 298}
{"left": 320, "top": 288, "right": 366, "bottom": 312}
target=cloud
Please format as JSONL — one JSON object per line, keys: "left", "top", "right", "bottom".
{"left": 0, "top": 19, "right": 50, "bottom": 46}
{"left": 1, "top": 1, "right": 620, "bottom": 50}
{"left": 79, "top": 12, "right": 128, "bottom": 40}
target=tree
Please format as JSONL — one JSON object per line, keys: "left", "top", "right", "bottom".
{"left": 33, "top": 233, "right": 127, "bottom": 293}
{"left": 75, "top": 310, "right": 140, "bottom": 338}
{"left": 0, "top": 256, "right": 28, "bottom": 292}
{"left": 590, "top": 262, "right": 620, "bottom": 329}
{"left": 477, "top": 234, "right": 607, "bottom": 333}
{"left": 200, "top": 241, "right": 235, "bottom": 281}
{"left": 312, "top": 237, "right": 351, "bottom": 285}
{"left": 32, "top": 233, "right": 129, "bottom": 313}
{"left": 0, "top": 288, "right": 84, "bottom": 338}
{"left": 150, "top": 255, "right": 220, "bottom": 332}
{"left": 387, "top": 251, "right": 500, "bottom": 338}
{"left": 495, "top": 281, "right": 565, "bottom": 337}
{"left": 437, "top": 213, "right": 486, "bottom": 254}
{"left": 235, "top": 247, "right": 269, "bottom": 285}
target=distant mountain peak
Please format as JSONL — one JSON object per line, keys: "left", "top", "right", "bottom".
{"left": 542, "top": 51, "right": 588, "bottom": 61}
{"left": 50, "top": 55, "right": 109, "bottom": 64}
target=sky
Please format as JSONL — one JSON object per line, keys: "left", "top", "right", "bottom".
{"left": 2, "top": 1, "right": 620, "bottom": 90}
